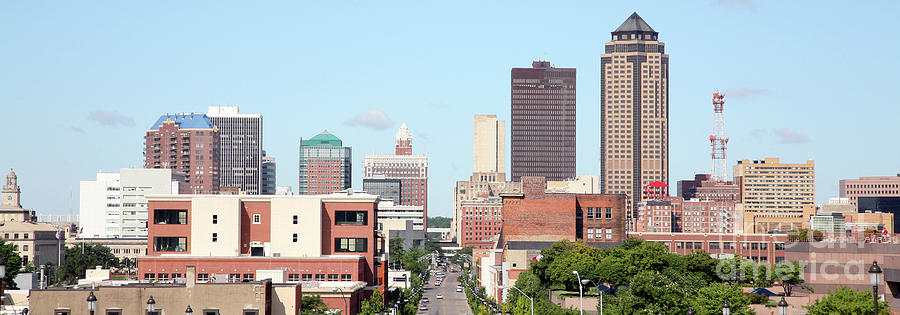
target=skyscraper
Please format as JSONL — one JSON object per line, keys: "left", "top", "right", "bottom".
{"left": 600, "top": 12, "right": 670, "bottom": 219}
{"left": 510, "top": 60, "right": 576, "bottom": 182}
{"left": 298, "top": 131, "right": 352, "bottom": 195}
{"left": 144, "top": 113, "right": 220, "bottom": 194}
{"left": 473, "top": 114, "right": 505, "bottom": 176}
{"left": 206, "top": 106, "right": 263, "bottom": 194}
{"left": 733, "top": 158, "right": 816, "bottom": 233}
{"left": 363, "top": 123, "right": 428, "bottom": 226}
{"left": 260, "top": 150, "right": 276, "bottom": 195}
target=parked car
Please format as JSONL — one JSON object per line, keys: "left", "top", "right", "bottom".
{"left": 436, "top": 294, "right": 444, "bottom": 299}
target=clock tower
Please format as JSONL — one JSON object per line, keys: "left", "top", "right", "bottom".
{"left": 2, "top": 169, "right": 22, "bottom": 209}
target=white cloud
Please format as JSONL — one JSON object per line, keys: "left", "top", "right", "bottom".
{"left": 344, "top": 109, "right": 394, "bottom": 130}
{"left": 716, "top": 0, "right": 756, "bottom": 10}
{"left": 87, "top": 110, "right": 135, "bottom": 128}
{"left": 773, "top": 128, "right": 810, "bottom": 144}
{"left": 725, "top": 87, "right": 768, "bottom": 99}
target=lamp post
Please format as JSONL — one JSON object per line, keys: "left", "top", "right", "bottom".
{"left": 185, "top": 305, "right": 193, "bottom": 315}
{"left": 146, "top": 295, "right": 156, "bottom": 313}
{"left": 501, "top": 285, "right": 533, "bottom": 315}
{"left": 581, "top": 279, "right": 604, "bottom": 315}
{"left": 572, "top": 270, "right": 583, "bottom": 315}
{"left": 86, "top": 291, "right": 97, "bottom": 315}
{"left": 333, "top": 287, "right": 349, "bottom": 314}
{"left": 686, "top": 308, "right": 695, "bottom": 315}
{"left": 721, "top": 299, "right": 730, "bottom": 315}
{"left": 777, "top": 296, "right": 788, "bottom": 315}
{"left": 0, "top": 254, "right": 5, "bottom": 307}
{"left": 869, "top": 260, "right": 882, "bottom": 315}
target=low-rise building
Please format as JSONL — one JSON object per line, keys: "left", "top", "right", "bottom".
{"left": 0, "top": 221, "right": 63, "bottom": 267}
{"left": 68, "top": 237, "right": 147, "bottom": 261}
{"left": 629, "top": 232, "right": 789, "bottom": 265}
{"left": 839, "top": 174, "right": 900, "bottom": 206}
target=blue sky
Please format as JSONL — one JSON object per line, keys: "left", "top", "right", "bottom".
{"left": 1, "top": 1, "right": 899, "bottom": 217}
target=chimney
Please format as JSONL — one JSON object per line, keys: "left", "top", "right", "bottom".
{"left": 186, "top": 265, "right": 196, "bottom": 288}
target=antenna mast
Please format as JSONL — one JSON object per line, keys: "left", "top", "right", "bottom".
{"left": 710, "top": 92, "right": 728, "bottom": 182}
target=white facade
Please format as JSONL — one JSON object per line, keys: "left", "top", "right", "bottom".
{"left": 377, "top": 200, "right": 424, "bottom": 230}
{"left": 79, "top": 168, "right": 183, "bottom": 238}
{"left": 207, "top": 106, "right": 263, "bottom": 194}
{"left": 473, "top": 115, "right": 505, "bottom": 175}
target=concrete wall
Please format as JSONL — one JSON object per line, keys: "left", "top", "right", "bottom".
{"left": 191, "top": 197, "right": 241, "bottom": 256}
{"left": 271, "top": 197, "right": 322, "bottom": 257}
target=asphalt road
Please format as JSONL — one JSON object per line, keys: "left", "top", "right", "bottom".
{"left": 419, "top": 269, "right": 471, "bottom": 315}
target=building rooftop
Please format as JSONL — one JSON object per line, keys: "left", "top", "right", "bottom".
{"left": 301, "top": 130, "right": 343, "bottom": 146}
{"left": 614, "top": 12, "right": 655, "bottom": 33}
{"left": 0, "top": 221, "right": 59, "bottom": 231}
{"left": 149, "top": 113, "right": 215, "bottom": 130}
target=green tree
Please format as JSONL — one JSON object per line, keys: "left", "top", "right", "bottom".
{"left": 300, "top": 294, "right": 329, "bottom": 315}
{"left": 427, "top": 216, "right": 452, "bottom": 228}
{"left": 774, "top": 261, "right": 805, "bottom": 296}
{"left": 56, "top": 244, "right": 119, "bottom": 285}
{"left": 689, "top": 283, "right": 753, "bottom": 315}
{"left": 805, "top": 286, "right": 890, "bottom": 315}
{"left": 788, "top": 229, "right": 824, "bottom": 242}
{"left": 360, "top": 289, "right": 385, "bottom": 315}
{"left": 0, "top": 239, "right": 23, "bottom": 289}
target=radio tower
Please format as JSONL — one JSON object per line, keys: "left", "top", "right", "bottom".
{"left": 710, "top": 92, "right": 728, "bottom": 182}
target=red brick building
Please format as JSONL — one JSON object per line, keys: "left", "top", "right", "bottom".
{"left": 139, "top": 192, "right": 384, "bottom": 290}
{"left": 363, "top": 123, "right": 428, "bottom": 227}
{"left": 676, "top": 174, "right": 740, "bottom": 202}
{"left": 501, "top": 177, "right": 626, "bottom": 245}
{"left": 459, "top": 197, "right": 503, "bottom": 249}
{"left": 630, "top": 232, "right": 789, "bottom": 266}
{"left": 634, "top": 197, "right": 737, "bottom": 233}
{"left": 144, "top": 113, "right": 220, "bottom": 194}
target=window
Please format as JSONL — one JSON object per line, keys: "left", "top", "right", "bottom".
{"left": 106, "top": 310, "right": 123, "bottom": 315}
{"left": 606, "top": 229, "right": 612, "bottom": 240}
{"left": 292, "top": 233, "right": 298, "bottom": 243}
{"left": 315, "top": 274, "right": 325, "bottom": 281}
{"left": 341, "top": 274, "right": 352, "bottom": 281}
{"left": 694, "top": 242, "right": 702, "bottom": 250}
{"left": 724, "top": 242, "right": 735, "bottom": 250}
{"left": 302, "top": 274, "right": 313, "bottom": 281}
{"left": 243, "top": 311, "right": 259, "bottom": 315}
{"left": 587, "top": 228, "right": 594, "bottom": 240}
{"left": 158, "top": 273, "right": 169, "bottom": 281}
{"left": 709, "top": 242, "right": 721, "bottom": 250}
{"left": 229, "top": 274, "right": 241, "bottom": 282}
{"left": 253, "top": 214, "right": 261, "bottom": 224}
{"left": 775, "top": 243, "right": 785, "bottom": 250}
{"left": 23, "top": 233, "right": 28, "bottom": 239}
{"left": 203, "top": 311, "right": 220, "bottom": 315}
{"left": 154, "top": 237, "right": 187, "bottom": 252}
{"left": 335, "top": 211, "right": 367, "bottom": 225}
{"left": 13, "top": 233, "right": 18, "bottom": 239}
{"left": 586, "top": 208, "right": 594, "bottom": 219}
{"left": 751, "top": 243, "right": 759, "bottom": 250}
{"left": 212, "top": 233, "right": 218, "bottom": 242}
{"left": 685, "top": 242, "right": 693, "bottom": 249}
{"left": 328, "top": 274, "right": 338, "bottom": 281}
{"left": 212, "top": 214, "right": 218, "bottom": 224}
{"left": 243, "top": 273, "right": 254, "bottom": 281}
{"left": 606, "top": 208, "right": 612, "bottom": 219}
{"left": 54, "top": 310, "right": 71, "bottom": 315}
{"left": 198, "top": 273, "right": 210, "bottom": 282}
{"left": 22, "top": 245, "right": 28, "bottom": 251}
{"left": 289, "top": 274, "right": 300, "bottom": 282}
{"left": 145, "top": 273, "right": 155, "bottom": 280}
{"left": 154, "top": 209, "right": 188, "bottom": 224}
{"left": 335, "top": 238, "right": 368, "bottom": 252}
{"left": 676, "top": 242, "right": 684, "bottom": 249}
{"left": 760, "top": 243, "right": 768, "bottom": 250}
{"left": 293, "top": 215, "right": 298, "bottom": 224}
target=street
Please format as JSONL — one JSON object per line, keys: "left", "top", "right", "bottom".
{"left": 419, "top": 269, "right": 471, "bottom": 315}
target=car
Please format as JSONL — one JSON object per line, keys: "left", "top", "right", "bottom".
{"left": 434, "top": 282, "right": 440, "bottom": 286}
{"left": 422, "top": 298, "right": 429, "bottom": 303}
{"left": 457, "top": 288, "right": 463, "bottom": 292}
{"left": 436, "top": 294, "right": 444, "bottom": 299}
{"left": 420, "top": 305, "right": 428, "bottom": 311}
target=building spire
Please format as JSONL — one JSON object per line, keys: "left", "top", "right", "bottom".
{"left": 395, "top": 123, "right": 412, "bottom": 155}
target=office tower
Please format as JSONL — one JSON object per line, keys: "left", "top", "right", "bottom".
{"left": 362, "top": 176, "right": 402, "bottom": 203}
{"left": 839, "top": 175, "right": 900, "bottom": 206}
{"left": 600, "top": 12, "right": 670, "bottom": 221}
{"left": 298, "top": 131, "right": 352, "bottom": 195}
{"left": 510, "top": 60, "right": 576, "bottom": 182}
{"left": 144, "top": 113, "right": 220, "bottom": 194}
{"left": 733, "top": 158, "right": 816, "bottom": 233}
{"left": 473, "top": 115, "right": 506, "bottom": 176}
{"left": 79, "top": 168, "right": 186, "bottom": 238}
{"left": 363, "top": 123, "right": 428, "bottom": 226}
{"left": 206, "top": 106, "right": 263, "bottom": 194}
{"left": 260, "top": 150, "right": 276, "bottom": 195}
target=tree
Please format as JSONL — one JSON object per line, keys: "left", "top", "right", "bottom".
{"left": 360, "top": 289, "right": 385, "bottom": 315}
{"left": 56, "top": 244, "right": 119, "bottom": 285}
{"left": 0, "top": 239, "right": 23, "bottom": 289}
{"left": 774, "top": 261, "right": 805, "bottom": 296}
{"left": 689, "top": 283, "right": 754, "bottom": 315}
{"left": 788, "top": 229, "right": 824, "bottom": 242}
{"left": 805, "top": 286, "right": 890, "bottom": 315}
{"left": 301, "top": 294, "right": 330, "bottom": 315}
{"left": 427, "top": 216, "right": 452, "bottom": 228}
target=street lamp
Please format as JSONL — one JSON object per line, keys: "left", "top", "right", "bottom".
{"left": 572, "top": 270, "right": 583, "bottom": 315}
{"left": 185, "top": 305, "right": 193, "bottom": 315}
{"left": 686, "top": 308, "right": 695, "bottom": 315}
{"left": 777, "top": 296, "right": 788, "bottom": 315}
{"left": 86, "top": 291, "right": 97, "bottom": 315}
{"left": 502, "top": 285, "right": 533, "bottom": 315}
{"left": 581, "top": 279, "right": 604, "bottom": 315}
{"left": 333, "top": 287, "right": 349, "bottom": 314}
{"left": 722, "top": 299, "right": 730, "bottom": 315}
{"left": 0, "top": 254, "right": 5, "bottom": 308}
{"left": 869, "top": 260, "right": 882, "bottom": 315}
{"left": 146, "top": 295, "right": 156, "bottom": 313}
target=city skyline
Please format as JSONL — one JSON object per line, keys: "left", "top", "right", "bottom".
{"left": 2, "top": 1, "right": 900, "bottom": 217}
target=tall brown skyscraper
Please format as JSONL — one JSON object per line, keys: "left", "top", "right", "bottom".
{"left": 510, "top": 61, "right": 576, "bottom": 182}
{"left": 600, "top": 13, "right": 669, "bottom": 222}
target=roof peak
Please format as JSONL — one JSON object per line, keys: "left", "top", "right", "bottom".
{"left": 614, "top": 12, "right": 655, "bottom": 33}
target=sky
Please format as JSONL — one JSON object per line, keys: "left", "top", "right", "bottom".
{"left": 1, "top": 1, "right": 899, "bottom": 218}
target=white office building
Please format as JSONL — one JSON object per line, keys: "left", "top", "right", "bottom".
{"left": 79, "top": 168, "right": 185, "bottom": 238}
{"left": 207, "top": 106, "right": 263, "bottom": 194}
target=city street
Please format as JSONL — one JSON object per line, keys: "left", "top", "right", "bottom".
{"left": 419, "top": 269, "right": 471, "bottom": 315}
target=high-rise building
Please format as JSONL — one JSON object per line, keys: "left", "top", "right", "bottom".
{"left": 363, "top": 176, "right": 402, "bottom": 204}
{"left": 510, "top": 60, "right": 576, "bottom": 182}
{"left": 260, "top": 150, "right": 276, "bottom": 195}
{"left": 599, "top": 12, "right": 670, "bottom": 222}
{"left": 733, "top": 158, "right": 816, "bottom": 233}
{"left": 677, "top": 174, "right": 739, "bottom": 203}
{"left": 79, "top": 168, "right": 186, "bottom": 238}
{"left": 298, "top": 131, "right": 352, "bottom": 195}
{"left": 144, "top": 113, "right": 220, "bottom": 194}
{"left": 206, "top": 106, "right": 263, "bottom": 194}
{"left": 839, "top": 175, "right": 900, "bottom": 206}
{"left": 473, "top": 115, "right": 505, "bottom": 176}
{"left": 363, "top": 124, "right": 428, "bottom": 226}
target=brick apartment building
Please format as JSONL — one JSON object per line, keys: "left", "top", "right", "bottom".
{"left": 634, "top": 197, "right": 736, "bottom": 233}
{"left": 144, "top": 113, "right": 220, "bottom": 194}
{"left": 501, "top": 177, "right": 626, "bottom": 246}
{"left": 458, "top": 196, "right": 503, "bottom": 249}
{"left": 676, "top": 174, "right": 740, "bottom": 202}
{"left": 138, "top": 191, "right": 384, "bottom": 293}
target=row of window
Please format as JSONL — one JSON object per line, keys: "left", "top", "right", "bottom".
{"left": 2, "top": 233, "right": 29, "bottom": 239}
{"left": 584, "top": 207, "right": 613, "bottom": 219}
